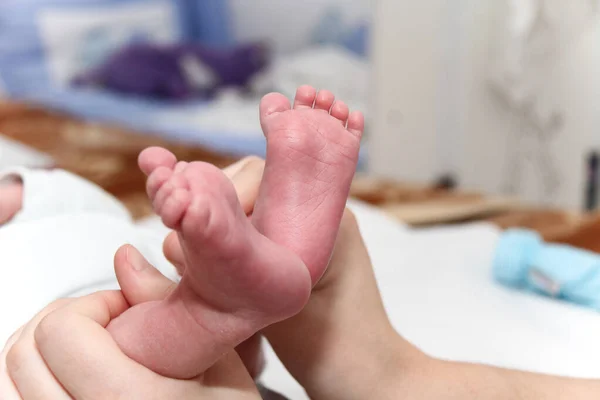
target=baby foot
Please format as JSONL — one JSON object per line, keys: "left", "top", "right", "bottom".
{"left": 0, "top": 180, "right": 23, "bottom": 224}
{"left": 108, "top": 153, "right": 311, "bottom": 379}
{"left": 253, "top": 85, "right": 364, "bottom": 284}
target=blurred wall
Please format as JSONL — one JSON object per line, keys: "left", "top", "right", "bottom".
{"left": 371, "top": 0, "right": 600, "bottom": 209}
{"left": 460, "top": 1, "right": 600, "bottom": 208}
{"left": 370, "top": 0, "right": 466, "bottom": 184}
{"left": 227, "top": 0, "right": 372, "bottom": 53}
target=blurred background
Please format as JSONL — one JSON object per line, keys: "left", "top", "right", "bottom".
{"left": 0, "top": 0, "right": 371, "bottom": 216}
{"left": 2, "top": 0, "right": 600, "bottom": 246}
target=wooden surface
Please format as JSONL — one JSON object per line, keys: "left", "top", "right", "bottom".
{"left": 0, "top": 101, "right": 237, "bottom": 219}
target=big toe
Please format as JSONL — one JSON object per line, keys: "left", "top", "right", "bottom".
{"left": 138, "top": 147, "right": 178, "bottom": 176}
{"left": 259, "top": 92, "right": 291, "bottom": 128}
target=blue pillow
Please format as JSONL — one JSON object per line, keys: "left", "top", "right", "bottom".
{"left": 0, "top": 0, "right": 188, "bottom": 96}
{"left": 185, "top": 0, "right": 234, "bottom": 46}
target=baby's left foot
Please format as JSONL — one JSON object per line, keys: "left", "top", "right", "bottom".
{"left": 108, "top": 153, "right": 311, "bottom": 379}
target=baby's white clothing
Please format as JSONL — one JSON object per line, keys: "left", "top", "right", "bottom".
{"left": 1, "top": 167, "right": 131, "bottom": 225}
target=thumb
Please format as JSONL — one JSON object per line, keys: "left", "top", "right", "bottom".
{"left": 114, "top": 244, "right": 176, "bottom": 306}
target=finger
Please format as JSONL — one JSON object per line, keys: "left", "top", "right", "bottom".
{"left": 4, "top": 298, "right": 72, "bottom": 353}
{"left": 224, "top": 156, "right": 265, "bottom": 215}
{"left": 0, "top": 334, "right": 21, "bottom": 400}
{"left": 6, "top": 341, "right": 71, "bottom": 399}
{"left": 0, "top": 373, "right": 20, "bottom": 400}
{"left": 34, "top": 292, "right": 144, "bottom": 399}
{"left": 34, "top": 293, "right": 212, "bottom": 399}
{"left": 114, "top": 245, "right": 177, "bottom": 306}
{"left": 202, "top": 351, "right": 262, "bottom": 399}
{"left": 163, "top": 232, "right": 186, "bottom": 275}
{"left": 4, "top": 299, "right": 73, "bottom": 399}
{"left": 1, "top": 324, "right": 26, "bottom": 400}
{"left": 45, "top": 291, "right": 127, "bottom": 330}
{"left": 1, "top": 325, "right": 25, "bottom": 356}
{"left": 316, "top": 208, "right": 366, "bottom": 289}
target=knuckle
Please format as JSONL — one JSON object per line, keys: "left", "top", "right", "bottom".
{"left": 34, "top": 313, "right": 64, "bottom": 348}
{"left": 5, "top": 341, "right": 29, "bottom": 374}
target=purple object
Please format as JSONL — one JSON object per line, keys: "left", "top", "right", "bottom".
{"left": 73, "top": 42, "right": 270, "bottom": 100}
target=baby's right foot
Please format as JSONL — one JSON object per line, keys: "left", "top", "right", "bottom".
{"left": 253, "top": 85, "right": 364, "bottom": 284}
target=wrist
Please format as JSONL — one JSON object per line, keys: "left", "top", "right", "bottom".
{"left": 369, "top": 332, "right": 434, "bottom": 400}
{"left": 307, "top": 326, "right": 428, "bottom": 400}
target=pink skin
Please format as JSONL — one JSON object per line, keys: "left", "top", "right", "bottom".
{"left": 109, "top": 86, "right": 364, "bottom": 379}
{"left": 0, "top": 180, "right": 23, "bottom": 225}
{"left": 107, "top": 160, "right": 312, "bottom": 379}
{"left": 253, "top": 85, "right": 364, "bottom": 283}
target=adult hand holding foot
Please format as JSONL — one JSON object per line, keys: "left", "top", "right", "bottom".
{"left": 107, "top": 86, "right": 365, "bottom": 379}
{"left": 0, "top": 291, "right": 260, "bottom": 400}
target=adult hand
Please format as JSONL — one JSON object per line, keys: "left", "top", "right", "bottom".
{"left": 0, "top": 291, "right": 259, "bottom": 399}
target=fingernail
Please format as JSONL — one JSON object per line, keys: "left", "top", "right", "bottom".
{"left": 126, "top": 246, "right": 147, "bottom": 272}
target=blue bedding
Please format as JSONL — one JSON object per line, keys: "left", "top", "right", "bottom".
{"left": 21, "top": 87, "right": 269, "bottom": 157}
